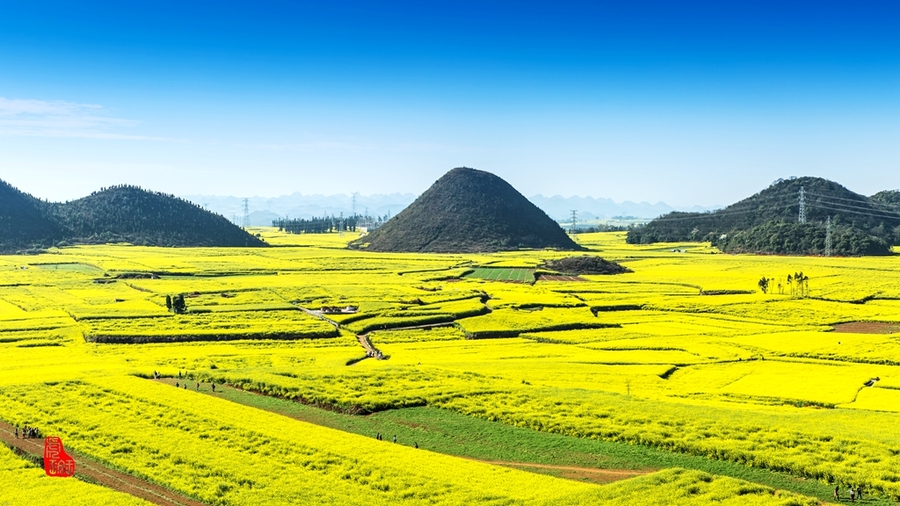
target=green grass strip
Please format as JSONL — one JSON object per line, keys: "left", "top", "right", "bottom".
{"left": 200, "top": 382, "right": 876, "bottom": 504}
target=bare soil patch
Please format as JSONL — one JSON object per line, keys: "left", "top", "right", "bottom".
{"left": 833, "top": 322, "right": 900, "bottom": 334}
{"left": 537, "top": 274, "right": 586, "bottom": 282}
{"left": 473, "top": 459, "right": 648, "bottom": 485}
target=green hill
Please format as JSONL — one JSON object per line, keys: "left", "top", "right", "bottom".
{"left": 0, "top": 180, "right": 60, "bottom": 251}
{"left": 0, "top": 181, "right": 265, "bottom": 252}
{"left": 627, "top": 177, "right": 899, "bottom": 256}
{"left": 350, "top": 167, "right": 582, "bottom": 253}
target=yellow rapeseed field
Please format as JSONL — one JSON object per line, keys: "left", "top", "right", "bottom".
{"left": 1, "top": 229, "right": 899, "bottom": 503}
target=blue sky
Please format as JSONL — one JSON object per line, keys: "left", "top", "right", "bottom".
{"left": 0, "top": 1, "right": 898, "bottom": 206}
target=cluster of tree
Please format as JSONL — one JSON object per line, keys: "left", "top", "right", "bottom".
{"left": 627, "top": 177, "right": 900, "bottom": 255}
{"left": 758, "top": 272, "right": 810, "bottom": 297}
{"left": 573, "top": 223, "right": 633, "bottom": 233}
{"left": 0, "top": 181, "right": 266, "bottom": 252}
{"left": 718, "top": 221, "right": 890, "bottom": 256}
{"left": 273, "top": 214, "right": 388, "bottom": 234}
{"left": 541, "top": 255, "right": 631, "bottom": 275}
{"left": 165, "top": 294, "right": 188, "bottom": 314}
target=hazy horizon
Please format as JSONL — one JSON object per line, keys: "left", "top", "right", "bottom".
{"left": 1, "top": 2, "right": 898, "bottom": 207}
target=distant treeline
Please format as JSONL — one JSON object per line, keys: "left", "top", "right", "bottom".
{"left": 274, "top": 214, "right": 391, "bottom": 234}
{"left": 574, "top": 224, "right": 634, "bottom": 233}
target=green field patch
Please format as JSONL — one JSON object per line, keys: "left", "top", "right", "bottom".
{"left": 464, "top": 267, "right": 535, "bottom": 284}
{"left": 29, "top": 262, "right": 105, "bottom": 275}
{"left": 174, "top": 382, "right": 846, "bottom": 504}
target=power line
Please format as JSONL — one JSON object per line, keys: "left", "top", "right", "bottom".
{"left": 798, "top": 187, "right": 806, "bottom": 224}
{"left": 241, "top": 198, "right": 250, "bottom": 230}
{"left": 802, "top": 198, "right": 900, "bottom": 220}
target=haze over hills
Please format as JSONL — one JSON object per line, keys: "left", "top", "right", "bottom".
{"left": 0, "top": 181, "right": 265, "bottom": 252}
{"left": 350, "top": 167, "right": 582, "bottom": 253}
{"left": 181, "top": 192, "right": 719, "bottom": 227}
{"left": 628, "top": 176, "right": 900, "bottom": 256}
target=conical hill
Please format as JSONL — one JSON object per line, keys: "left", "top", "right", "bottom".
{"left": 351, "top": 167, "right": 581, "bottom": 253}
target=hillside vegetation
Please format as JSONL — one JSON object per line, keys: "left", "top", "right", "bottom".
{"left": 351, "top": 167, "right": 582, "bottom": 253}
{"left": 0, "top": 181, "right": 265, "bottom": 252}
{"left": 627, "top": 177, "right": 900, "bottom": 255}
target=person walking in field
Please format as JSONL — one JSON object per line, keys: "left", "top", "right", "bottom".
{"left": 14, "top": 425, "right": 18, "bottom": 438}
{"left": 834, "top": 485, "right": 839, "bottom": 501}
{"left": 393, "top": 435, "right": 397, "bottom": 443}
{"left": 211, "top": 383, "right": 216, "bottom": 392}
{"left": 857, "top": 485, "right": 863, "bottom": 500}
{"left": 848, "top": 486, "right": 855, "bottom": 502}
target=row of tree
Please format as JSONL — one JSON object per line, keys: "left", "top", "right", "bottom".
{"left": 274, "top": 214, "right": 391, "bottom": 234}
{"left": 758, "top": 271, "right": 810, "bottom": 297}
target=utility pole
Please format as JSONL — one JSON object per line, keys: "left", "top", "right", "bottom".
{"left": 241, "top": 198, "right": 250, "bottom": 230}
{"left": 825, "top": 216, "right": 833, "bottom": 257}
{"left": 570, "top": 210, "right": 578, "bottom": 235}
{"left": 798, "top": 187, "right": 806, "bottom": 224}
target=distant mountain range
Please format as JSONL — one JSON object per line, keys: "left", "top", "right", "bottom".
{"left": 180, "top": 192, "right": 719, "bottom": 227}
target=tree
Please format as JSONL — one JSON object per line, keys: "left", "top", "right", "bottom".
{"left": 758, "top": 276, "right": 769, "bottom": 294}
{"left": 172, "top": 294, "right": 187, "bottom": 314}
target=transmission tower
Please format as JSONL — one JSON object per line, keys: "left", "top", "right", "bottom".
{"left": 241, "top": 198, "right": 250, "bottom": 229}
{"left": 351, "top": 192, "right": 359, "bottom": 217}
{"left": 339, "top": 212, "right": 344, "bottom": 237}
{"left": 825, "top": 216, "right": 833, "bottom": 257}
{"left": 798, "top": 187, "right": 806, "bottom": 224}
{"left": 570, "top": 210, "right": 578, "bottom": 235}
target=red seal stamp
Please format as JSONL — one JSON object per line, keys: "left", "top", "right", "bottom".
{"left": 43, "top": 437, "right": 75, "bottom": 477}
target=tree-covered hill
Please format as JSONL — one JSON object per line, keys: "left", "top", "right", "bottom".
{"left": 627, "top": 177, "right": 900, "bottom": 256}
{"left": 0, "top": 181, "right": 265, "bottom": 252}
{"left": 0, "top": 180, "right": 60, "bottom": 251}
{"left": 350, "top": 167, "right": 582, "bottom": 253}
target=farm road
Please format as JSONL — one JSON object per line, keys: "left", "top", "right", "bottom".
{"left": 0, "top": 420, "right": 205, "bottom": 506}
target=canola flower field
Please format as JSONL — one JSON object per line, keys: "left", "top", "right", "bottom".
{"left": 1, "top": 229, "right": 899, "bottom": 504}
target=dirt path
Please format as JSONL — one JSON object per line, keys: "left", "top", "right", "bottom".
{"left": 356, "top": 334, "right": 384, "bottom": 359}
{"left": 833, "top": 321, "right": 900, "bottom": 334}
{"left": 0, "top": 420, "right": 206, "bottom": 506}
{"left": 474, "top": 459, "right": 649, "bottom": 484}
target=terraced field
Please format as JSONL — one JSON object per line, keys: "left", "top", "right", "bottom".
{"left": 1, "top": 230, "right": 899, "bottom": 504}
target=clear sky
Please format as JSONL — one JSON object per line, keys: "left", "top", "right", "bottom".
{"left": 1, "top": 1, "right": 898, "bottom": 206}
